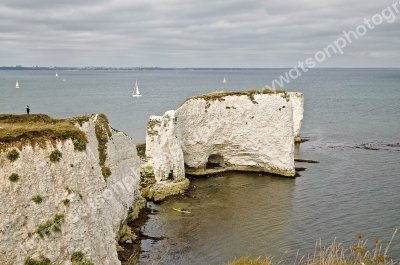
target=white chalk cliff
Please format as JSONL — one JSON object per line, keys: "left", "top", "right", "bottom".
{"left": 146, "top": 90, "right": 304, "bottom": 181}
{"left": 0, "top": 114, "right": 142, "bottom": 265}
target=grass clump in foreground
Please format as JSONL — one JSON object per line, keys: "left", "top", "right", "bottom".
{"left": 227, "top": 231, "right": 398, "bottom": 265}
{"left": 0, "top": 114, "right": 89, "bottom": 152}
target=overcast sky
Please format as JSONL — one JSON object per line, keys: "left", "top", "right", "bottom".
{"left": 1, "top": 0, "right": 400, "bottom": 67}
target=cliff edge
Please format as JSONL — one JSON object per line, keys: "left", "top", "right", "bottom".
{"left": 0, "top": 114, "right": 142, "bottom": 265}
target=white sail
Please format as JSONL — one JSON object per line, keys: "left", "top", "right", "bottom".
{"left": 223, "top": 77, "right": 227, "bottom": 83}
{"left": 56, "top": 73, "right": 58, "bottom": 77}
{"left": 15, "top": 81, "right": 19, "bottom": 88}
{"left": 132, "top": 80, "right": 142, "bottom": 97}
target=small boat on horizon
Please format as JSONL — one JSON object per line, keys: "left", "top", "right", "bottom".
{"left": 223, "top": 77, "right": 227, "bottom": 83}
{"left": 132, "top": 80, "right": 142, "bottom": 97}
{"left": 55, "top": 73, "right": 58, "bottom": 77}
{"left": 15, "top": 81, "right": 19, "bottom": 88}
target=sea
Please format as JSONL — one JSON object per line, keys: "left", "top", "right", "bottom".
{"left": 1, "top": 69, "right": 399, "bottom": 264}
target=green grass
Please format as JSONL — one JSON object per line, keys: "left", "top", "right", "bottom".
{"left": 6, "top": 149, "right": 20, "bottom": 161}
{"left": 74, "top": 139, "right": 87, "bottom": 151}
{"left": 94, "top": 113, "right": 112, "bottom": 179}
{"left": 62, "top": 199, "right": 70, "bottom": 206}
{"left": 71, "top": 251, "right": 94, "bottom": 265}
{"left": 0, "top": 114, "right": 89, "bottom": 151}
{"left": 181, "top": 89, "right": 286, "bottom": 106}
{"left": 36, "top": 214, "right": 65, "bottom": 238}
{"left": 24, "top": 255, "right": 51, "bottom": 265}
{"left": 8, "top": 173, "right": 19, "bottom": 182}
{"left": 32, "top": 196, "right": 43, "bottom": 204}
{"left": 49, "top": 149, "right": 62, "bottom": 162}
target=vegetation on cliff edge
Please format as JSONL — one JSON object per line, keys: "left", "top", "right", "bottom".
{"left": 94, "top": 113, "right": 112, "bottom": 180}
{"left": 182, "top": 89, "right": 286, "bottom": 106}
{"left": 0, "top": 114, "right": 89, "bottom": 151}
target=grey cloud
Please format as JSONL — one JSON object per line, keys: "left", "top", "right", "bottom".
{"left": 0, "top": 0, "right": 399, "bottom": 67}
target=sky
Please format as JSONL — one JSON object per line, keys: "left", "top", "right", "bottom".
{"left": 1, "top": 0, "right": 400, "bottom": 68}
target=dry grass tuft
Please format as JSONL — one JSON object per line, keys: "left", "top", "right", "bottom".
{"left": 227, "top": 231, "right": 398, "bottom": 265}
{"left": 0, "top": 114, "right": 89, "bottom": 151}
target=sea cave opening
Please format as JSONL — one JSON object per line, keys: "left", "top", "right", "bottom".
{"left": 206, "top": 154, "right": 225, "bottom": 169}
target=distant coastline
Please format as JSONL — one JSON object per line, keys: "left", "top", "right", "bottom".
{"left": 1, "top": 66, "right": 399, "bottom": 71}
{"left": 1, "top": 66, "right": 281, "bottom": 71}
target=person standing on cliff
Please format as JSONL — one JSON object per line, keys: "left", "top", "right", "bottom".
{"left": 26, "top": 105, "right": 30, "bottom": 115}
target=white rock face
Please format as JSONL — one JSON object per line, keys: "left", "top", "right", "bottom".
{"left": 145, "top": 111, "right": 185, "bottom": 182}
{"left": 146, "top": 91, "right": 304, "bottom": 180}
{"left": 0, "top": 115, "right": 141, "bottom": 265}
{"left": 287, "top": 92, "right": 304, "bottom": 138}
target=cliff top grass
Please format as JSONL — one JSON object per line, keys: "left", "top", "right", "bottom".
{"left": 0, "top": 114, "right": 89, "bottom": 151}
{"left": 182, "top": 88, "right": 286, "bottom": 106}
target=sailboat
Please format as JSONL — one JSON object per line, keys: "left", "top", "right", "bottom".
{"left": 132, "top": 80, "right": 142, "bottom": 97}
{"left": 55, "top": 73, "right": 58, "bottom": 77}
{"left": 15, "top": 81, "right": 19, "bottom": 88}
{"left": 62, "top": 77, "right": 66, "bottom": 82}
{"left": 223, "top": 77, "right": 227, "bottom": 83}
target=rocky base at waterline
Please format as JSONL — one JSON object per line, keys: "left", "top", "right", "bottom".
{"left": 145, "top": 89, "right": 304, "bottom": 182}
{"left": 0, "top": 114, "right": 143, "bottom": 265}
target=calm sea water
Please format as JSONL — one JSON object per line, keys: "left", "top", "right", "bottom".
{"left": 1, "top": 69, "right": 400, "bottom": 264}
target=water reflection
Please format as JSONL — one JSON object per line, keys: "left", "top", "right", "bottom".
{"left": 138, "top": 172, "right": 296, "bottom": 264}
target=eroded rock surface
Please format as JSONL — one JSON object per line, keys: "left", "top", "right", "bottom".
{"left": 146, "top": 90, "right": 304, "bottom": 182}
{"left": 0, "top": 114, "right": 142, "bottom": 265}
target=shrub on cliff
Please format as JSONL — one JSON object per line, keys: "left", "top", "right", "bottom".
{"left": 32, "top": 196, "right": 43, "bottom": 204}
{"left": 62, "top": 199, "right": 70, "bottom": 206}
{"left": 24, "top": 255, "right": 51, "bottom": 265}
{"left": 6, "top": 149, "right": 20, "bottom": 161}
{"left": 102, "top": 166, "right": 112, "bottom": 180}
{"left": 74, "top": 139, "right": 87, "bottom": 151}
{"left": 8, "top": 173, "right": 19, "bottom": 182}
{"left": 36, "top": 214, "right": 65, "bottom": 238}
{"left": 49, "top": 149, "right": 62, "bottom": 162}
{"left": 71, "top": 251, "right": 94, "bottom": 265}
